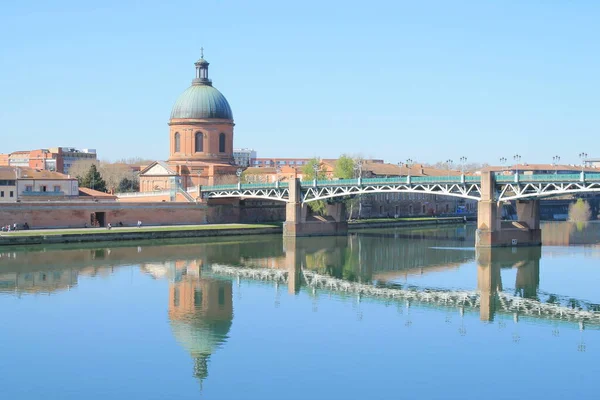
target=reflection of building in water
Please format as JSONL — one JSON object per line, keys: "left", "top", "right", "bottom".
{"left": 142, "top": 259, "right": 233, "bottom": 387}
{"left": 0, "top": 269, "right": 78, "bottom": 294}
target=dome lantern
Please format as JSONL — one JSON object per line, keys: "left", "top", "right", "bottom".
{"left": 193, "top": 47, "right": 211, "bottom": 86}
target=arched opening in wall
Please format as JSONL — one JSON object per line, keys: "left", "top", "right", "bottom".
{"left": 174, "top": 132, "right": 181, "bottom": 153}
{"left": 422, "top": 205, "right": 426, "bottom": 214}
{"left": 219, "top": 133, "right": 226, "bottom": 153}
{"left": 409, "top": 204, "right": 413, "bottom": 215}
{"left": 445, "top": 204, "right": 449, "bottom": 213}
{"left": 195, "top": 132, "right": 203, "bottom": 152}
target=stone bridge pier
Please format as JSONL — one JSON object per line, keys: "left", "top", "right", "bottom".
{"left": 283, "top": 178, "right": 348, "bottom": 237}
{"left": 476, "top": 171, "right": 542, "bottom": 247}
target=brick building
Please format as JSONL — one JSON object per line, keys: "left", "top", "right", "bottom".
{"left": 139, "top": 53, "right": 238, "bottom": 193}
{"left": 0, "top": 147, "right": 96, "bottom": 174}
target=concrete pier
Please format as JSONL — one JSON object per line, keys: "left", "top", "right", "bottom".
{"left": 283, "top": 178, "right": 348, "bottom": 237}
{"left": 476, "top": 171, "right": 541, "bottom": 247}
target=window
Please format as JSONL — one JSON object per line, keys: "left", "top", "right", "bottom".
{"left": 41, "top": 186, "right": 47, "bottom": 192}
{"left": 219, "top": 133, "right": 226, "bottom": 153}
{"left": 9, "top": 191, "right": 13, "bottom": 197}
{"left": 195, "top": 132, "right": 203, "bottom": 152}
{"left": 53, "top": 186, "right": 61, "bottom": 192}
{"left": 0, "top": 191, "right": 3, "bottom": 197}
{"left": 25, "top": 185, "right": 32, "bottom": 192}
{"left": 174, "top": 132, "right": 181, "bottom": 153}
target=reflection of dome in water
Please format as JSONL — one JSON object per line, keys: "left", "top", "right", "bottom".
{"left": 170, "top": 318, "right": 232, "bottom": 358}
{"left": 170, "top": 318, "right": 232, "bottom": 381}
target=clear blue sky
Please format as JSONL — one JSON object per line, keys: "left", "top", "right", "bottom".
{"left": 1, "top": 0, "right": 599, "bottom": 165}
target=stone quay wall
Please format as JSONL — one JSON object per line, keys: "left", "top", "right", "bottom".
{"left": 0, "top": 200, "right": 285, "bottom": 230}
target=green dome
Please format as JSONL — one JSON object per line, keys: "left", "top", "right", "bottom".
{"left": 170, "top": 84, "right": 233, "bottom": 120}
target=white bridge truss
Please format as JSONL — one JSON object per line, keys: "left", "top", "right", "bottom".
{"left": 499, "top": 181, "right": 600, "bottom": 201}
{"left": 210, "top": 264, "right": 600, "bottom": 326}
{"left": 302, "top": 183, "right": 481, "bottom": 203}
{"left": 203, "top": 187, "right": 290, "bottom": 202}
{"left": 202, "top": 174, "right": 600, "bottom": 203}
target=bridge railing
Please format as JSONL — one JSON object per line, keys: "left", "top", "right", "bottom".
{"left": 202, "top": 182, "right": 289, "bottom": 192}
{"left": 494, "top": 173, "right": 600, "bottom": 183}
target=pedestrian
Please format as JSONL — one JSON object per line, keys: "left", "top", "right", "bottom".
{"left": 107, "top": 223, "right": 112, "bottom": 230}
{"left": 13, "top": 223, "right": 17, "bottom": 231}
{"left": 137, "top": 220, "right": 142, "bottom": 228}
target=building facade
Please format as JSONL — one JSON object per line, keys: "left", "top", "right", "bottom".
{"left": 0, "top": 148, "right": 96, "bottom": 174}
{"left": 0, "top": 167, "right": 79, "bottom": 202}
{"left": 233, "top": 148, "right": 256, "bottom": 167}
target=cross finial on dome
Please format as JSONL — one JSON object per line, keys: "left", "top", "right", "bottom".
{"left": 200, "top": 47, "right": 204, "bottom": 58}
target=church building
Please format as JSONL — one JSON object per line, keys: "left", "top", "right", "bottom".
{"left": 139, "top": 53, "right": 238, "bottom": 194}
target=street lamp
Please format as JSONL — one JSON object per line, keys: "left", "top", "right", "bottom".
{"left": 459, "top": 156, "right": 467, "bottom": 174}
{"left": 552, "top": 155, "right": 560, "bottom": 174}
{"left": 313, "top": 162, "right": 320, "bottom": 185}
{"left": 579, "top": 152, "right": 588, "bottom": 172}
{"left": 513, "top": 154, "right": 521, "bottom": 176}
{"left": 236, "top": 168, "right": 243, "bottom": 188}
{"left": 445, "top": 159, "right": 453, "bottom": 178}
{"left": 354, "top": 160, "right": 363, "bottom": 179}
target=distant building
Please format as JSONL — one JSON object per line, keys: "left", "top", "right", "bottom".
{"left": 0, "top": 166, "right": 79, "bottom": 202}
{"left": 233, "top": 148, "right": 256, "bottom": 167}
{"left": 584, "top": 159, "right": 600, "bottom": 168}
{"left": 51, "top": 147, "right": 97, "bottom": 174}
{"left": 0, "top": 147, "right": 97, "bottom": 174}
{"left": 250, "top": 157, "right": 384, "bottom": 168}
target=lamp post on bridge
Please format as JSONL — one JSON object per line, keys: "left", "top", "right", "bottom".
{"left": 579, "top": 152, "right": 588, "bottom": 173}
{"left": 459, "top": 156, "right": 467, "bottom": 175}
{"left": 354, "top": 159, "right": 363, "bottom": 184}
{"left": 354, "top": 159, "right": 364, "bottom": 219}
{"left": 405, "top": 158, "right": 413, "bottom": 182}
{"left": 275, "top": 166, "right": 281, "bottom": 188}
{"left": 313, "top": 162, "right": 320, "bottom": 187}
{"left": 499, "top": 157, "right": 507, "bottom": 173}
{"left": 513, "top": 154, "right": 521, "bottom": 176}
{"left": 445, "top": 159, "right": 453, "bottom": 179}
{"left": 552, "top": 155, "right": 560, "bottom": 175}
{"left": 236, "top": 168, "right": 243, "bottom": 190}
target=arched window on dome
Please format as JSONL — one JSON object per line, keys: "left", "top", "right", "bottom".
{"left": 195, "top": 132, "right": 203, "bottom": 152}
{"left": 219, "top": 133, "right": 226, "bottom": 153}
{"left": 174, "top": 132, "right": 181, "bottom": 153}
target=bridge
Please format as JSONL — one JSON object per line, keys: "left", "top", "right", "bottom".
{"left": 200, "top": 171, "right": 600, "bottom": 246}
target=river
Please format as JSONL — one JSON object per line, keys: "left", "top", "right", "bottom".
{"left": 1, "top": 221, "right": 599, "bottom": 399}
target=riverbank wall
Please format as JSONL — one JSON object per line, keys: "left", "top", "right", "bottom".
{"left": 0, "top": 217, "right": 469, "bottom": 247}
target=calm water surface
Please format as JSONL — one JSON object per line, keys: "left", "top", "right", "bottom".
{"left": 1, "top": 222, "right": 600, "bottom": 400}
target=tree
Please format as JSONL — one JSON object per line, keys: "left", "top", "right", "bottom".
{"left": 301, "top": 158, "right": 328, "bottom": 181}
{"left": 80, "top": 164, "right": 107, "bottom": 192}
{"left": 98, "top": 162, "right": 135, "bottom": 193}
{"left": 118, "top": 177, "right": 139, "bottom": 192}
{"left": 569, "top": 198, "right": 591, "bottom": 223}
{"left": 301, "top": 158, "right": 328, "bottom": 215}
{"left": 334, "top": 155, "right": 355, "bottom": 179}
{"left": 68, "top": 159, "right": 97, "bottom": 184}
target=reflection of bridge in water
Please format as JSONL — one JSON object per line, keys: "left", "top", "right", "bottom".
{"left": 208, "top": 245, "right": 600, "bottom": 327}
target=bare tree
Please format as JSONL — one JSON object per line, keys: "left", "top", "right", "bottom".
{"left": 68, "top": 159, "right": 97, "bottom": 181}
{"left": 98, "top": 162, "right": 135, "bottom": 193}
